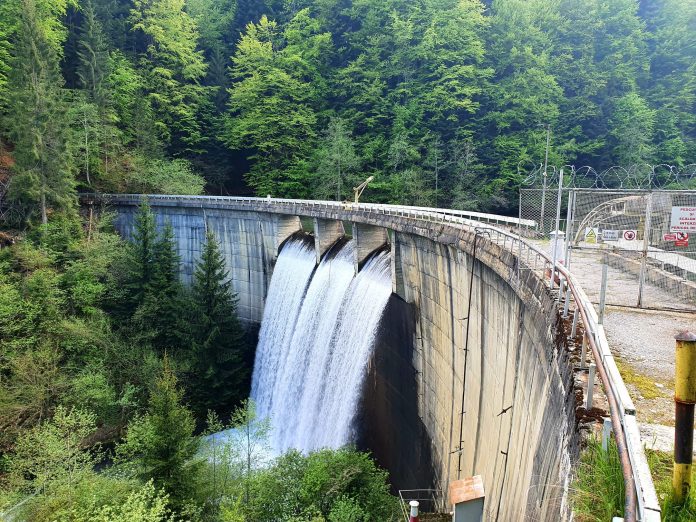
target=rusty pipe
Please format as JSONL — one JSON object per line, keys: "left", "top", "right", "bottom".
{"left": 553, "top": 266, "right": 637, "bottom": 521}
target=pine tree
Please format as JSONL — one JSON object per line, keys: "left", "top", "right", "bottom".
{"left": 5, "top": 0, "right": 76, "bottom": 224}
{"left": 190, "top": 231, "right": 247, "bottom": 417}
{"left": 135, "top": 221, "right": 186, "bottom": 353}
{"left": 314, "top": 117, "right": 360, "bottom": 201}
{"left": 128, "top": 198, "right": 157, "bottom": 307}
{"left": 118, "top": 355, "right": 201, "bottom": 509}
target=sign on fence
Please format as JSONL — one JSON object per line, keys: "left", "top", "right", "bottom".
{"left": 676, "top": 232, "right": 689, "bottom": 247}
{"left": 585, "top": 227, "right": 598, "bottom": 243}
{"left": 670, "top": 207, "right": 696, "bottom": 232}
{"left": 623, "top": 230, "right": 637, "bottom": 241}
{"left": 601, "top": 229, "right": 620, "bottom": 241}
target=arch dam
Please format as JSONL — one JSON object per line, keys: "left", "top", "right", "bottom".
{"left": 88, "top": 194, "right": 660, "bottom": 522}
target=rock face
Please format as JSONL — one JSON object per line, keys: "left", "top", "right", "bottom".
{"left": 107, "top": 196, "right": 577, "bottom": 521}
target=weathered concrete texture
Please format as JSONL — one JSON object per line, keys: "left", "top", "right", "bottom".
{"left": 359, "top": 294, "right": 437, "bottom": 493}
{"left": 393, "top": 232, "right": 576, "bottom": 521}
{"left": 112, "top": 205, "right": 302, "bottom": 323}
{"left": 313, "top": 218, "right": 345, "bottom": 263}
{"left": 352, "top": 222, "right": 389, "bottom": 269}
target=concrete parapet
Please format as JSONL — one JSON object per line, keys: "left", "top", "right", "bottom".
{"left": 313, "top": 218, "right": 345, "bottom": 263}
{"left": 352, "top": 222, "right": 389, "bottom": 271}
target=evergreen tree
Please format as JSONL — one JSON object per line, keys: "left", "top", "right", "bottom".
{"left": 134, "top": 221, "right": 186, "bottom": 354}
{"left": 117, "top": 355, "right": 201, "bottom": 510}
{"left": 314, "top": 116, "right": 360, "bottom": 201}
{"left": 4, "top": 0, "right": 76, "bottom": 224}
{"left": 129, "top": 0, "right": 209, "bottom": 153}
{"left": 189, "top": 231, "right": 247, "bottom": 417}
{"left": 127, "top": 199, "right": 158, "bottom": 308}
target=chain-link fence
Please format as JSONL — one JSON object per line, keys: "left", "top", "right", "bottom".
{"left": 520, "top": 188, "right": 696, "bottom": 312}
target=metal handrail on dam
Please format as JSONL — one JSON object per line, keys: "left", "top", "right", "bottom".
{"left": 88, "top": 193, "right": 660, "bottom": 521}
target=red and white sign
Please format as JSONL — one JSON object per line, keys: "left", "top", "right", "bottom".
{"left": 671, "top": 207, "right": 696, "bottom": 232}
{"left": 623, "top": 230, "right": 637, "bottom": 241}
{"left": 663, "top": 233, "right": 678, "bottom": 242}
{"left": 676, "top": 232, "right": 689, "bottom": 247}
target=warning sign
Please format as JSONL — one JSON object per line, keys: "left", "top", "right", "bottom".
{"left": 584, "top": 227, "right": 598, "bottom": 244}
{"left": 670, "top": 207, "right": 696, "bottom": 232}
{"left": 676, "top": 232, "right": 689, "bottom": 247}
{"left": 601, "top": 229, "right": 620, "bottom": 241}
{"left": 623, "top": 230, "right": 637, "bottom": 241}
{"left": 663, "top": 233, "right": 677, "bottom": 242}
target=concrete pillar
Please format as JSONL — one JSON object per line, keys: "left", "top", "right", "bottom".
{"left": 313, "top": 218, "right": 345, "bottom": 263}
{"left": 273, "top": 214, "right": 303, "bottom": 250}
{"left": 391, "top": 231, "right": 406, "bottom": 299}
{"left": 352, "top": 222, "right": 388, "bottom": 272}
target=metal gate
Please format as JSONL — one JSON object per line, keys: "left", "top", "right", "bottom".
{"left": 520, "top": 188, "right": 696, "bottom": 312}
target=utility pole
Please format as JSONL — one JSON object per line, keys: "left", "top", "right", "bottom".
{"left": 539, "top": 124, "right": 551, "bottom": 233}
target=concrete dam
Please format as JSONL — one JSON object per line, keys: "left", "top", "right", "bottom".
{"left": 96, "top": 194, "right": 659, "bottom": 521}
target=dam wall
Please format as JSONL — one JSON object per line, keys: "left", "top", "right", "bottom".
{"left": 104, "top": 196, "right": 578, "bottom": 520}
{"left": 112, "top": 204, "right": 301, "bottom": 323}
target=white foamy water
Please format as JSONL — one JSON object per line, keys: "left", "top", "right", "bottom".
{"left": 250, "top": 239, "right": 316, "bottom": 421}
{"left": 250, "top": 239, "right": 392, "bottom": 453}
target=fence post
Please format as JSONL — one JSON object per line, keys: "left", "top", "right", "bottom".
{"left": 563, "top": 287, "right": 571, "bottom": 318}
{"left": 571, "top": 308, "right": 579, "bottom": 338}
{"left": 586, "top": 363, "right": 596, "bottom": 410}
{"left": 580, "top": 334, "right": 588, "bottom": 369}
{"left": 637, "top": 193, "right": 653, "bottom": 308}
{"left": 564, "top": 189, "right": 575, "bottom": 271}
{"left": 602, "top": 418, "right": 613, "bottom": 452}
{"left": 598, "top": 263, "right": 608, "bottom": 325}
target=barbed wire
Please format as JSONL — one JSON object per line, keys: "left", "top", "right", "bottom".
{"left": 519, "top": 162, "right": 696, "bottom": 190}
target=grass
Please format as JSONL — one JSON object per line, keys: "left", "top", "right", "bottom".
{"left": 572, "top": 437, "right": 625, "bottom": 521}
{"left": 572, "top": 437, "right": 696, "bottom": 521}
{"left": 615, "top": 358, "right": 669, "bottom": 400}
{"left": 645, "top": 448, "right": 696, "bottom": 521}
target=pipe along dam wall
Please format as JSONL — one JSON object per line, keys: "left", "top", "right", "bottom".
{"left": 101, "top": 195, "right": 582, "bottom": 520}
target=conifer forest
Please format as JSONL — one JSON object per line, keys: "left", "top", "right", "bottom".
{"left": 0, "top": 0, "right": 694, "bottom": 520}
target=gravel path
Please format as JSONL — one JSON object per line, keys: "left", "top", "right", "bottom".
{"left": 532, "top": 240, "right": 696, "bottom": 426}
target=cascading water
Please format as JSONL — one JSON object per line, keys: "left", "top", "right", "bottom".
{"left": 250, "top": 238, "right": 392, "bottom": 454}
{"left": 250, "top": 239, "right": 316, "bottom": 419}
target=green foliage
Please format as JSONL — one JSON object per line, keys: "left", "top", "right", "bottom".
{"left": 246, "top": 447, "right": 402, "bottom": 521}
{"left": 129, "top": 0, "right": 209, "bottom": 152}
{"left": 4, "top": 0, "right": 76, "bottom": 224}
{"left": 7, "top": 406, "right": 97, "bottom": 494}
{"left": 189, "top": 231, "right": 248, "bottom": 417}
{"left": 130, "top": 220, "right": 188, "bottom": 354}
{"left": 645, "top": 448, "right": 696, "bottom": 521}
{"left": 225, "top": 11, "right": 330, "bottom": 196}
{"left": 313, "top": 116, "right": 360, "bottom": 201}
{"left": 571, "top": 437, "right": 625, "bottom": 521}
{"left": 117, "top": 356, "right": 202, "bottom": 509}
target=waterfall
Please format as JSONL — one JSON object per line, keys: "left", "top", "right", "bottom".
{"left": 250, "top": 238, "right": 392, "bottom": 454}
{"left": 250, "top": 239, "right": 316, "bottom": 420}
